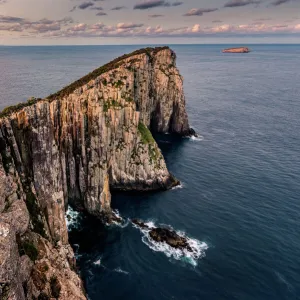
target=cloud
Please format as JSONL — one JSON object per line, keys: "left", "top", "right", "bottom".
{"left": 183, "top": 8, "right": 218, "bottom": 16}
{"left": 0, "top": 15, "right": 26, "bottom": 23}
{"left": 117, "top": 23, "right": 144, "bottom": 29}
{"left": 111, "top": 6, "right": 126, "bottom": 10}
{"left": 172, "top": 1, "right": 183, "bottom": 6}
{"left": 2, "top": 12, "right": 300, "bottom": 39}
{"left": 90, "top": 7, "right": 104, "bottom": 10}
{"left": 254, "top": 17, "right": 272, "bottom": 21}
{"left": 96, "top": 12, "right": 107, "bottom": 16}
{"left": 78, "top": 1, "right": 94, "bottom": 9}
{"left": 134, "top": 0, "right": 170, "bottom": 10}
{"left": 149, "top": 14, "right": 164, "bottom": 17}
{"left": 271, "top": 0, "right": 292, "bottom": 6}
{"left": 0, "top": 15, "right": 73, "bottom": 33}
{"left": 42, "top": 20, "right": 300, "bottom": 39}
{"left": 224, "top": 0, "right": 261, "bottom": 7}
{"left": 212, "top": 20, "right": 223, "bottom": 23}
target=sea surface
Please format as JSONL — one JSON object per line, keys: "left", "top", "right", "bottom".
{"left": 1, "top": 44, "right": 300, "bottom": 300}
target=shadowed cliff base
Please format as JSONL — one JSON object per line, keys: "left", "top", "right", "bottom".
{"left": 0, "top": 46, "right": 194, "bottom": 299}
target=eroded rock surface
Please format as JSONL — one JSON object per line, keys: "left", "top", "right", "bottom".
{"left": 0, "top": 47, "right": 193, "bottom": 299}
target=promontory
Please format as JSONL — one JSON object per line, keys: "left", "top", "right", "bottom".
{"left": 0, "top": 46, "right": 194, "bottom": 299}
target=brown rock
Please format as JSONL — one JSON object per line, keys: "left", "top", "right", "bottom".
{"left": 149, "top": 228, "right": 193, "bottom": 252}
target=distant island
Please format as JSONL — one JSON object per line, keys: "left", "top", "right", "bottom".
{"left": 222, "top": 47, "right": 250, "bottom": 53}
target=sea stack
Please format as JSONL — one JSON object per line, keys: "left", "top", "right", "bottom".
{"left": 0, "top": 47, "right": 193, "bottom": 299}
{"left": 222, "top": 47, "right": 250, "bottom": 53}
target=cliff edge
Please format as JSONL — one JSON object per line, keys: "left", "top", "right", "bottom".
{"left": 0, "top": 47, "right": 193, "bottom": 299}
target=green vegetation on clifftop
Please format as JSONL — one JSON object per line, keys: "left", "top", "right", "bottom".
{"left": 0, "top": 46, "right": 170, "bottom": 118}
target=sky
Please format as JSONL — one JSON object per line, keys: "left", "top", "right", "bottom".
{"left": 0, "top": 0, "right": 299, "bottom": 45}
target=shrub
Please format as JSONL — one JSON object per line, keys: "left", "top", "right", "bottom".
{"left": 22, "top": 241, "right": 39, "bottom": 262}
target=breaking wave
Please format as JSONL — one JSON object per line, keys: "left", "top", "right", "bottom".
{"left": 93, "top": 258, "right": 102, "bottom": 266}
{"left": 190, "top": 135, "right": 204, "bottom": 141}
{"left": 114, "top": 267, "right": 129, "bottom": 275}
{"left": 65, "top": 206, "right": 81, "bottom": 231}
{"left": 132, "top": 221, "right": 208, "bottom": 266}
{"left": 108, "top": 209, "right": 129, "bottom": 228}
{"left": 172, "top": 183, "right": 184, "bottom": 190}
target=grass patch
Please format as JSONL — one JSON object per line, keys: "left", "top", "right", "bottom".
{"left": 125, "top": 97, "right": 134, "bottom": 103}
{"left": 103, "top": 99, "right": 123, "bottom": 113}
{"left": 138, "top": 122, "right": 155, "bottom": 145}
{"left": 0, "top": 97, "right": 40, "bottom": 118}
{"left": 114, "top": 80, "right": 124, "bottom": 88}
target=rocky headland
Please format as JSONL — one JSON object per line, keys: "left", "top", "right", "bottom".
{"left": 222, "top": 47, "right": 250, "bottom": 53}
{"left": 0, "top": 46, "right": 194, "bottom": 299}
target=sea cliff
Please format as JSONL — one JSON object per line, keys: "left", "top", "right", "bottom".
{"left": 0, "top": 47, "right": 193, "bottom": 299}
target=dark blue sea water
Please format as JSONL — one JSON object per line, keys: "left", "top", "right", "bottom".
{"left": 1, "top": 44, "right": 300, "bottom": 300}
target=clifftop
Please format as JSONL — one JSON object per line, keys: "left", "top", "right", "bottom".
{"left": 0, "top": 46, "right": 171, "bottom": 118}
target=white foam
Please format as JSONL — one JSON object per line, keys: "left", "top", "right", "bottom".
{"left": 143, "top": 221, "right": 156, "bottom": 229}
{"left": 65, "top": 207, "right": 80, "bottom": 231}
{"left": 133, "top": 221, "right": 208, "bottom": 266}
{"left": 108, "top": 209, "right": 129, "bottom": 228}
{"left": 171, "top": 183, "right": 184, "bottom": 190}
{"left": 114, "top": 267, "right": 129, "bottom": 275}
{"left": 93, "top": 258, "right": 101, "bottom": 266}
{"left": 190, "top": 135, "right": 204, "bottom": 141}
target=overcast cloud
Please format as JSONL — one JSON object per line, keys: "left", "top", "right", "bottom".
{"left": 0, "top": 0, "right": 299, "bottom": 44}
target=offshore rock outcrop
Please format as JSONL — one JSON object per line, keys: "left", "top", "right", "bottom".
{"left": 222, "top": 47, "right": 250, "bottom": 53}
{"left": 0, "top": 47, "right": 193, "bottom": 299}
{"left": 132, "top": 219, "right": 193, "bottom": 252}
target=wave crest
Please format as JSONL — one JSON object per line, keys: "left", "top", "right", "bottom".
{"left": 65, "top": 206, "right": 81, "bottom": 231}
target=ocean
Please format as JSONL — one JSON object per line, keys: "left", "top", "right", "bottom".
{"left": 1, "top": 44, "right": 300, "bottom": 300}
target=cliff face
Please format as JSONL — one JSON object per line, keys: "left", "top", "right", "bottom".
{"left": 0, "top": 47, "right": 192, "bottom": 299}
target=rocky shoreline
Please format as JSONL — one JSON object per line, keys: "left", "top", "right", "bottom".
{"left": 0, "top": 46, "right": 194, "bottom": 299}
